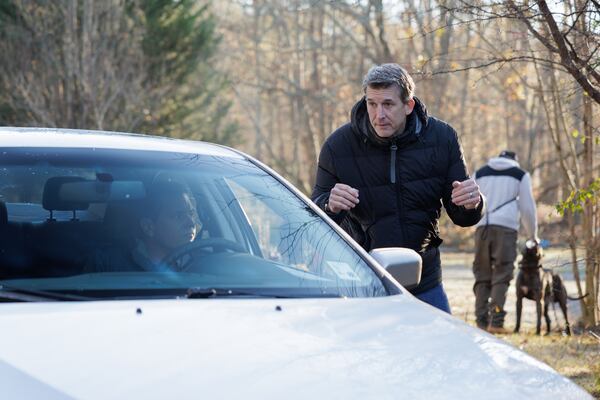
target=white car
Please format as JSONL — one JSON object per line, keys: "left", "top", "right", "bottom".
{"left": 0, "top": 127, "right": 591, "bottom": 399}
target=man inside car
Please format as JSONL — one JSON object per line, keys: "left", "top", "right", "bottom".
{"left": 86, "top": 180, "right": 200, "bottom": 273}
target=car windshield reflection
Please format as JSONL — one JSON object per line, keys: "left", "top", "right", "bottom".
{"left": 0, "top": 147, "right": 387, "bottom": 300}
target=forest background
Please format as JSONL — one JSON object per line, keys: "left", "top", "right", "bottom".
{"left": 0, "top": 0, "right": 599, "bottom": 383}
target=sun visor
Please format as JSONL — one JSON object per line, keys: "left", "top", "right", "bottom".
{"left": 58, "top": 180, "right": 146, "bottom": 204}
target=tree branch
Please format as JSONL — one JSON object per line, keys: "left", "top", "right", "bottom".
{"left": 428, "top": 55, "right": 566, "bottom": 75}
{"left": 536, "top": 0, "right": 600, "bottom": 104}
{"left": 506, "top": 1, "right": 560, "bottom": 53}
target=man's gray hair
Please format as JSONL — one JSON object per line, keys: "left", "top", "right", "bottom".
{"left": 362, "top": 63, "right": 415, "bottom": 103}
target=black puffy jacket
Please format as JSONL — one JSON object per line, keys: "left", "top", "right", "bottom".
{"left": 312, "top": 96, "right": 483, "bottom": 294}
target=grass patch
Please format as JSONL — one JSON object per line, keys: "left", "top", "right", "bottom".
{"left": 499, "top": 332, "right": 600, "bottom": 398}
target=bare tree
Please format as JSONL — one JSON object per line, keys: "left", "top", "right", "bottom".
{"left": 0, "top": 1, "right": 146, "bottom": 130}
{"left": 445, "top": 0, "right": 600, "bottom": 105}
{"left": 442, "top": 0, "right": 600, "bottom": 327}
{"left": 0, "top": 0, "right": 234, "bottom": 143}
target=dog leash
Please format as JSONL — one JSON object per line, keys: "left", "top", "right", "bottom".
{"left": 481, "top": 197, "right": 518, "bottom": 240}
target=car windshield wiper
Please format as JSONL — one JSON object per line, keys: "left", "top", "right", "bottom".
{"left": 186, "top": 287, "right": 289, "bottom": 299}
{"left": 185, "top": 287, "right": 344, "bottom": 299}
{"left": 0, "top": 285, "right": 94, "bottom": 302}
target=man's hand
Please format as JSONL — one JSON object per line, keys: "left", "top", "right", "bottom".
{"left": 451, "top": 178, "right": 481, "bottom": 210}
{"left": 327, "top": 183, "right": 359, "bottom": 214}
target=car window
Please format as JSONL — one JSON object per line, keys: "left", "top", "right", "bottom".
{"left": 0, "top": 147, "right": 387, "bottom": 299}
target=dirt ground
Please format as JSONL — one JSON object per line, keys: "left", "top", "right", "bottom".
{"left": 441, "top": 247, "right": 600, "bottom": 398}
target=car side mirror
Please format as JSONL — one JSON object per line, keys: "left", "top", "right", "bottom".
{"left": 369, "top": 248, "right": 422, "bottom": 290}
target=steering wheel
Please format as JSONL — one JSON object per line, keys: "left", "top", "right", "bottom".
{"left": 162, "top": 238, "right": 246, "bottom": 271}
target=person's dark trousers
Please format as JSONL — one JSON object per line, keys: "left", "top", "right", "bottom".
{"left": 472, "top": 225, "right": 517, "bottom": 329}
{"left": 415, "top": 283, "right": 451, "bottom": 314}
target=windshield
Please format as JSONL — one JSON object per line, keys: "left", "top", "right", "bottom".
{"left": 0, "top": 147, "right": 387, "bottom": 300}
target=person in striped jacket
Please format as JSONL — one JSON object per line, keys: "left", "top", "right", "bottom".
{"left": 472, "top": 150, "right": 538, "bottom": 334}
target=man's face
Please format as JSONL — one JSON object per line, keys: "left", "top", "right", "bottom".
{"left": 365, "top": 85, "right": 415, "bottom": 138}
{"left": 151, "top": 193, "right": 198, "bottom": 251}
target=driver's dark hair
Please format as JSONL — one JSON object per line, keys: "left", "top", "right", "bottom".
{"left": 138, "top": 180, "right": 196, "bottom": 220}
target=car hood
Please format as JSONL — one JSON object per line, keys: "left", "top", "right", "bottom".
{"left": 0, "top": 294, "right": 591, "bottom": 400}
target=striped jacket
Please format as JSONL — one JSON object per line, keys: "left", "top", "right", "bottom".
{"left": 474, "top": 157, "right": 537, "bottom": 238}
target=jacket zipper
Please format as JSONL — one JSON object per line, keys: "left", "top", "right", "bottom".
{"left": 390, "top": 143, "right": 397, "bottom": 183}
{"left": 391, "top": 141, "right": 407, "bottom": 246}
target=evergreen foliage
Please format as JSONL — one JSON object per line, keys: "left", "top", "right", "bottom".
{"left": 0, "top": 0, "right": 238, "bottom": 145}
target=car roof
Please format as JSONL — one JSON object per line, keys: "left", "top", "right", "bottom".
{"left": 0, "top": 127, "right": 244, "bottom": 158}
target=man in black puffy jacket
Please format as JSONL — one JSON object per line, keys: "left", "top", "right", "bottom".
{"left": 311, "top": 63, "right": 484, "bottom": 312}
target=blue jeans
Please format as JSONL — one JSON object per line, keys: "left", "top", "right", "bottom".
{"left": 415, "top": 283, "right": 451, "bottom": 314}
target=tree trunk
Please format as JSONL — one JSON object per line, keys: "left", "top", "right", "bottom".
{"left": 582, "top": 94, "right": 598, "bottom": 326}
{"left": 253, "top": 0, "right": 263, "bottom": 158}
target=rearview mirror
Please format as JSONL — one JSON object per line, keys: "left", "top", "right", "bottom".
{"left": 369, "top": 248, "right": 422, "bottom": 290}
{"left": 59, "top": 181, "right": 146, "bottom": 203}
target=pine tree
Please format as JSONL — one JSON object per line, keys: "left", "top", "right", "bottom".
{"left": 0, "top": 0, "right": 238, "bottom": 145}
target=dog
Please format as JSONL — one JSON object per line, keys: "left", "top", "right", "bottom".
{"left": 514, "top": 239, "right": 584, "bottom": 335}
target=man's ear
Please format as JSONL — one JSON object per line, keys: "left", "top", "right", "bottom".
{"left": 405, "top": 98, "right": 415, "bottom": 115}
{"left": 140, "top": 217, "right": 154, "bottom": 237}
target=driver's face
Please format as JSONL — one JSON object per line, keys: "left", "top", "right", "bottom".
{"left": 153, "top": 193, "right": 198, "bottom": 251}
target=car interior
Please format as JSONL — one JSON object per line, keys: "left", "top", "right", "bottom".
{"left": 0, "top": 173, "right": 253, "bottom": 280}
{"left": 0, "top": 147, "right": 388, "bottom": 299}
